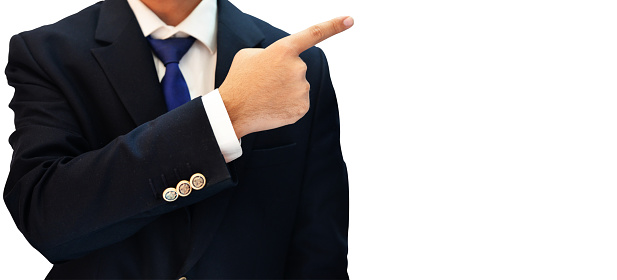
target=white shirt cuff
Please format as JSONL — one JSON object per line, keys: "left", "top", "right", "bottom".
{"left": 201, "top": 89, "right": 242, "bottom": 162}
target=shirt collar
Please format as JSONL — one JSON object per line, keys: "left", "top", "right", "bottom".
{"left": 127, "top": 0, "right": 217, "bottom": 54}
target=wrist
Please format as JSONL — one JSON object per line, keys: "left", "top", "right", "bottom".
{"left": 219, "top": 85, "right": 248, "bottom": 139}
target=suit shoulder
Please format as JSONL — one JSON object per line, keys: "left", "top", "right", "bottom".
{"left": 15, "top": 2, "right": 102, "bottom": 43}
{"left": 9, "top": 2, "right": 104, "bottom": 67}
{"left": 245, "top": 15, "right": 289, "bottom": 44}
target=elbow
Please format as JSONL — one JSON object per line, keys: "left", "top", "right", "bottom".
{"left": 18, "top": 224, "right": 78, "bottom": 264}
{"left": 4, "top": 184, "right": 74, "bottom": 264}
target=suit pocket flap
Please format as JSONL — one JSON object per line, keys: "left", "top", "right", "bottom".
{"left": 248, "top": 143, "right": 298, "bottom": 168}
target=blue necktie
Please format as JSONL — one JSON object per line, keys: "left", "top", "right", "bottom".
{"left": 147, "top": 36, "right": 196, "bottom": 111}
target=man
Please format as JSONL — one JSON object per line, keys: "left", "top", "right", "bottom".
{"left": 4, "top": 0, "right": 352, "bottom": 278}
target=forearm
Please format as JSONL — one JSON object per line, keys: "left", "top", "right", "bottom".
{"left": 5, "top": 98, "right": 236, "bottom": 262}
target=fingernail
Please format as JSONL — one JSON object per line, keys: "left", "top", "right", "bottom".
{"left": 343, "top": 16, "right": 354, "bottom": 27}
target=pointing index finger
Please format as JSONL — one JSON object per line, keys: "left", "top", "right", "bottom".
{"left": 273, "top": 16, "right": 354, "bottom": 56}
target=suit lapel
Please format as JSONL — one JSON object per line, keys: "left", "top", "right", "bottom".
{"left": 90, "top": 0, "right": 267, "bottom": 275}
{"left": 214, "top": 0, "right": 265, "bottom": 88}
{"left": 91, "top": 0, "right": 167, "bottom": 127}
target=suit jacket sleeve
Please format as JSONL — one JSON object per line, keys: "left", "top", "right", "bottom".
{"left": 4, "top": 33, "right": 235, "bottom": 263}
{"left": 284, "top": 50, "right": 350, "bottom": 278}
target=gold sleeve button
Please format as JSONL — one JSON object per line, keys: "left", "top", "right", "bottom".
{"left": 176, "top": 180, "right": 192, "bottom": 197}
{"left": 190, "top": 173, "right": 206, "bottom": 190}
{"left": 162, "top": 188, "right": 178, "bottom": 202}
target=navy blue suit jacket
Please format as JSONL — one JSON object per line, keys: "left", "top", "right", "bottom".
{"left": 4, "top": 0, "right": 348, "bottom": 278}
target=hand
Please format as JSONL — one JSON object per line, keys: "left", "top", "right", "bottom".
{"left": 219, "top": 16, "right": 354, "bottom": 138}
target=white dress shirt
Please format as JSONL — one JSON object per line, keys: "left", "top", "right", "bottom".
{"left": 127, "top": 0, "right": 242, "bottom": 162}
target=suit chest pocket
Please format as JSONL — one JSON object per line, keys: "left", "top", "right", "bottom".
{"left": 244, "top": 143, "right": 304, "bottom": 201}
{"left": 248, "top": 143, "right": 298, "bottom": 168}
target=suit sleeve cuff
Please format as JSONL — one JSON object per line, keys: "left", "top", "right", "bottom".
{"left": 201, "top": 89, "right": 242, "bottom": 162}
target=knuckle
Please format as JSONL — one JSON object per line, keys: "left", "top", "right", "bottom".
{"left": 234, "top": 48, "right": 260, "bottom": 60}
{"left": 237, "top": 48, "right": 254, "bottom": 55}
{"left": 233, "top": 49, "right": 246, "bottom": 60}
{"left": 328, "top": 20, "right": 341, "bottom": 34}
{"left": 294, "top": 59, "right": 308, "bottom": 72}
{"left": 292, "top": 103, "right": 308, "bottom": 119}
{"left": 309, "top": 25, "right": 325, "bottom": 40}
{"left": 304, "top": 81, "right": 311, "bottom": 93}
{"left": 275, "top": 41, "right": 296, "bottom": 56}
{"left": 301, "top": 100, "right": 310, "bottom": 114}
{"left": 288, "top": 86, "right": 310, "bottom": 121}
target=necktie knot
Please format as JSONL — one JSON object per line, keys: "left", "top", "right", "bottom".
{"left": 146, "top": 36, "right": 196, "bottom": 65}
{"left": 146, "top": 35, "right": 196, "bottom": 111}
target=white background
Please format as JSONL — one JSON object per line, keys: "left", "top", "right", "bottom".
{"left": 1, "top": 0, "right": 617, "bottom": 279}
